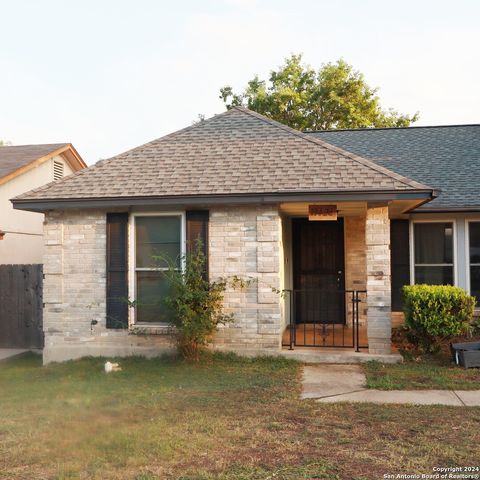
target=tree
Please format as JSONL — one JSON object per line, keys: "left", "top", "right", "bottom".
{"left": 220, "top": 55, "right": 418, "bottom": 130}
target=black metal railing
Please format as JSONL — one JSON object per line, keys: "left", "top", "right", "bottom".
{"left": 281, "top": 289, "right": 368, "bottom": 351}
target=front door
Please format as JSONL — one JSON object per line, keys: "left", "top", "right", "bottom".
{"left": 292, "top": 218, "right": 345, "bottom": 325}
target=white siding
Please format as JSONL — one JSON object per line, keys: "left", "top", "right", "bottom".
{"left": 0, "top": 155, "right": 74, "bottom": 264}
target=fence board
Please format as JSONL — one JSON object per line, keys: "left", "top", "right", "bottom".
{"left": 0, "top": 265, "right": 43, "bottom": 349}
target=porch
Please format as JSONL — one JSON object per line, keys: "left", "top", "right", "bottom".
{"left": 280, "top": 289, "right": 368, "bottom": 350}
{"left": 277, "top": 200, "right": 411, "bottom": 356}
{"left": 282, "top": 318, "right": 368, "bottom": 350}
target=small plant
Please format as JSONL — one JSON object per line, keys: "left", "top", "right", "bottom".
{"left": 158, "top": 240, "right": 254, "bottom": 360}
{"left": 472, "top": 315, "right": 480, "bottom": 336}
{"left": 402, "top": 284, "right": 475, "bottom": 353}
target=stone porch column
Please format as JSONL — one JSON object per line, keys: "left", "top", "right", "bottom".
{"left": 365, "top": 205, "right": 391, "bottom": 354}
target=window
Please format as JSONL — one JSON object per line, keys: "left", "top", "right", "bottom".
{"left": 468, "top": 222, "right": 480, "bottom": 306}
{"left": 133, "top": 215, "right": 183, "bottom": 323}
{"left": 53, "top": 160, "right": 64, "bottom": 180}
{"left": 413, "top": 222, "right": 454, "bottom": 285}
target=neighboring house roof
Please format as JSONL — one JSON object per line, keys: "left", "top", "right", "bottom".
{"left": 0, "top": 143, "right": 86, "bottom": 186}
{"left": 309, "top": 125, "right": 480, "bottom": 211}
{"left": 12, "top": 107, "right": 434, "bottom": 210}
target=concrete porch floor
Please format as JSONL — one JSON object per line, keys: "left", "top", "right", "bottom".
{"left": 0, "top": 349, "right": 31, "bottom": 361}
{"left": 279, "top": 347, "right": 403, "bottom": 364}
{"left": 280, "top": 323, "right": 401, "bottom": 364}
{"left": 282, "top": 323, "right": 368, "bottom": 348}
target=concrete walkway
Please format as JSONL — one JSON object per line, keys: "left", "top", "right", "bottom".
{"left": 0, "top": 349, "right": 30, "bottom": 361}
{"left": 302, "top": 365, "right": 480, "bottom": 406}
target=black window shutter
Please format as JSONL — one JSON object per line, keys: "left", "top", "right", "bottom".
{"left": 390, "top": 219, "right": 410, "bottom": 312}
{"left": 186, "top": 210, "right": 209, "bottom": 279}
{"left": 106, "top": 213, "right": 129, "bottom": 328}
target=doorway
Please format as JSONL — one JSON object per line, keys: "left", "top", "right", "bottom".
{"left": 292, "top": 218, "right": 346, "bottom": 325}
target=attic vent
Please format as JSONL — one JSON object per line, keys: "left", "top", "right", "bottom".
{"left": 53, "top": 160, "right": 64, "bottom": 180}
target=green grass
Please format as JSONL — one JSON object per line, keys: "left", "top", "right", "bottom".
{"left": 1, "top": 352, "right": 479, "bottom": 479}
{"left": 364, "top": 355, "right": 480, "bottom": 390}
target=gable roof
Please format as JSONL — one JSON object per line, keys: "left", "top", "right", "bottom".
{"left": 12, "top": 107, "right": 434, "bottom": 210}
{"left": 309, "top": 125, "right": 480, "bottom": 211}
{"left": 0, "top": 143, "right": 86, "bottom": 185}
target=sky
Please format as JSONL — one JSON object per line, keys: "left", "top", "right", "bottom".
{"left": 0, "top": 0, "right": 479, "bottom": 165}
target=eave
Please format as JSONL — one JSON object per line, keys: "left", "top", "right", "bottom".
{"left": 12, "top": 189, "right": 435, "bottom": 213}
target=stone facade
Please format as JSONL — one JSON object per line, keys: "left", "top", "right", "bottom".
{"left": 209, "top": 206, "right": 282, "bottom": 351}
{"left": 365, "top": 206, "right": 392, "bottom": 354}
{"left": 42, "top": 206, "right": 282, "bottom": 363}
{"left": 344, "top": 216, "right": 367, "bottom": 326}
{"left": 42, "top": 210, "right": 174, "bottom": 364}
{"left": 42, "top": 204, "right": 393, "bottom": 363}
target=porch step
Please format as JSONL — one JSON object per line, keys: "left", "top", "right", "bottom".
{"left": 278, "top": 348, "right": 403, "bottom": 364}
{"left": 217, "top": 346, "right": 403, "bottom": 364}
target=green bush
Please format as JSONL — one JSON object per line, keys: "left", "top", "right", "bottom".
{"left": 159, "top": 240, "right": 254, "bottom": 360}
{"left": 402, "top": 284, "right": 475, "bottom": 353}
{"left": 472, "top": 316, "right": 480, "bottom": 336}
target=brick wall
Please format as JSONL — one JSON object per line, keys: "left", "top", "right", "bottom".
{"left": 365, "top": 206, "right": 392, "bottom": 354}
{"left": 344, "top": 216, "right": 367, "bottom": 326}
{"left": 209, "top": 206, "right": 282, "bottom": 351}
{"left": 42, "top": 205, "right": 393, "bottom": 361}
{"left": 43, "top": 206, "right": 282, "bottom": 363}
{"left": 42, "top": 210, "right": 174, "bottom": 364}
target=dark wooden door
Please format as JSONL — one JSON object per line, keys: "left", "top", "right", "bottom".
{"left": 292, "top": 218, "right": 345, "bottom": 324}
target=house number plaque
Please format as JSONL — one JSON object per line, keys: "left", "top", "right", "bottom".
{"left": 308, "top": 205, "right": 338, "bottom": 221}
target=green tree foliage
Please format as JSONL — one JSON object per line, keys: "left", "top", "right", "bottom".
{"left": 220, "top": 54, "right": 418, "bottom": 130}
{"left": 403, "top": 285, "right": 475, "bottom": 353}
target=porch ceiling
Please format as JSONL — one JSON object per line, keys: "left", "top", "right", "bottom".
{"left": 279, "top": 199, "right": 422, "bottom": 217}
{"left": 280, "top": 201, "right": 366, "bottom": 217}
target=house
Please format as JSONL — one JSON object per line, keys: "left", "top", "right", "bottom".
{"left": 0, "top": 144, "right": 86, "bottom": 264}
{"left": 11, "top": 107, "right": 479, "bottom": 364}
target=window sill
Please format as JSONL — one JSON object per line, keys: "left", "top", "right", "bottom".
{"left": 129, "top": 324, "right": 175, "bottom": 336}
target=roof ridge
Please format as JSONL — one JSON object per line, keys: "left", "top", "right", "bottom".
{"left": 308, "top": 124, "right": 480, "bottom": 133}
{"left": 232, "top": 106, "right": 433, "bottom": 191}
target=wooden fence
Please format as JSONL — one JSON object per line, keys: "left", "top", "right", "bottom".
{"left": 0, "top": 264, "right": 43, "bottom": 349}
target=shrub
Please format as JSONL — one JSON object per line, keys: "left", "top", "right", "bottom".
{"left": 159, "top": 240, "right": 254, "bottom": 360}
{"left": 402, "top": 284, "right": 475, "bottom": 353}
{"left": 472, "top": 316, "right": 480, "bottom": 336}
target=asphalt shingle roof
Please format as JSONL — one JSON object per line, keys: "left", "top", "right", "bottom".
{"left": 0, "top": 143, "right": 68, "bottom": 180}
{"left": 310, "top": 125, "right": 480, "bottom": 210}
{"left": 15, "top": 107, "right": 431, "bottom": 203}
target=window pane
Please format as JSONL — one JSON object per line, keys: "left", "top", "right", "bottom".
{"left": 136, "top": 216, "right": 181, "bottom": 268}
{"left": 469, "top": 222, "right": 480, "bottom": 264}
{"left": 471, "top": 266, "right": 480, "bottom": 307}
{"left": 136, "top": 271, "right": 173, "bottom": 323}
{"left": 414, "top": 266, "right": 453, "bottom": 285}
{"left": 414, "top": 223, "right": 453, "bottom": 264}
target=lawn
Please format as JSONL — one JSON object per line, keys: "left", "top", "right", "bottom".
{"left": 1, "top": 353, "right": 479, "bottom": 480}
{"left": 364, "top": 355, "right": 480, "bottom": 390}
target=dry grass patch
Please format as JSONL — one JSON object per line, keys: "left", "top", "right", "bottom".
{"left": 0, "top": 352, "right": 478, "bottom": 479}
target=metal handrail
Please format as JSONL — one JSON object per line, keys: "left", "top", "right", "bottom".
{"left": 281, "top": 289, "right": 367, "bottom": 350}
